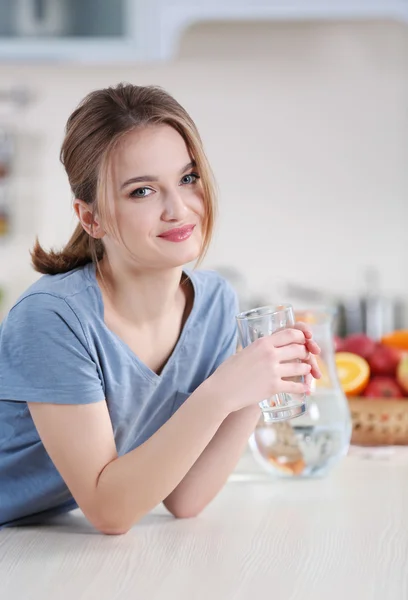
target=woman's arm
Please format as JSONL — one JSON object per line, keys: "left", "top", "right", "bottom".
{"left": 163, "top": 325, "right": 321, "bottom": 518}
{"left": 28, "top": 381, "right": 225, "bottom": 536}
{"left": 28, "top": 327, "right": 314, "bottom": 535}
{"left": 163, "top": 404, "right": 261, "bottom": 518}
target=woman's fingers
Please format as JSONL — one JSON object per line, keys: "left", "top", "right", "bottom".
{"left": 277, "top": 343, "right": 310, "bottom": 362}
{"left": 306, "top": 353, "right": 321, "bottom": 379}
{"left": 271, "top": 328, "right": 306, "bottom": 348}
{"left": 280, "top": 380, "right": 310, "bottom": 396}
{"left": 306, "top": 338, "right": 321, "bottom": 355}
{"left": 276, "top": 343, "right": 321, "bottom": 378}
{"left": 272, "top": 325, "right": 321, "bottom": 356}
{"left": 294, "top": 322, "right": 321, "bottom": 355}
{"left": 270, "top": 325, "right": 322, "bottom": 383}
{"left": 280, "top": 361, "right": 311, "bottom": 378}
{"left": 277, "top": 344, "right": 322, "bottom": 380}
{"left": 293, "top": 321, "right": 313, "bottom": 339}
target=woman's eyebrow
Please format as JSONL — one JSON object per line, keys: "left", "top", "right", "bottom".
{"left": 121, "top": 161, "right": 196, "bottom": 189}
{"left": 179, "top": 160, "right": 196, "bottom": 174}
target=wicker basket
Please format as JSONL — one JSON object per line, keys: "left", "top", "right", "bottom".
{"left": 349, "top": 397, "right": 408, "bottom": 446}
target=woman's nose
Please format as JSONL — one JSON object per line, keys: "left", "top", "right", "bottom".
{"left": 161, "top": 190, "right": 188, "bottom": 221}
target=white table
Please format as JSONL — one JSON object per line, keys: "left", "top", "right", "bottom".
{"left": 1, "top": 449, "right": 408, "bottom": 600}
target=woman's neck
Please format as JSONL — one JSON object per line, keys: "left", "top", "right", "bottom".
{"left": 96, "top": 257, "right": 186, "bottom": 328}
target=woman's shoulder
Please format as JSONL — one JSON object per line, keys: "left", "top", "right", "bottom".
{"left": 188, "top": 268, "right": 238, "bottom": 314}
{"left": 6, "top": 263, "right": 98, "bottom": 322}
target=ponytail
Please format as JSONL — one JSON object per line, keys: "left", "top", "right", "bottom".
{"left": 30, "top": 224, "right": 104, "bottom": 275}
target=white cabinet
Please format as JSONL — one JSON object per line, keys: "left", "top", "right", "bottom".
{"left": 149, "top": 0, "right": 408, "bottom": 60}
{"left": 0, "top": 0, "right": 407, "bottom": 63}
{"left": 0, "top": 0, "right": 141, "bottom": 63}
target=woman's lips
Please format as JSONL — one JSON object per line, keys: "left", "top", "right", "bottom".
{"left": 158, "top": 224, "right": 195, "bottom": 242}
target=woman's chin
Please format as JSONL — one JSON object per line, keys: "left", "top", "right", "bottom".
{"left": 161, "top": 241, "right": 201, "bottom": 267}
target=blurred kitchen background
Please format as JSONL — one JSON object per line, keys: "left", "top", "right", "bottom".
{"left": 0, "top": 0, "right": 407, "bottom": 338}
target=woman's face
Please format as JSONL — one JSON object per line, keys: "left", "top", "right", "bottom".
{"left": 103, "top": 124, "right": 205, "bottom": 271}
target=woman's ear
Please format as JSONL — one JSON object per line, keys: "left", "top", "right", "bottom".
{"left": 73, "top": 199, "right": 104, "bottom": 239}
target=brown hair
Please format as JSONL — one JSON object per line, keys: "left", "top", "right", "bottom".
{"left": 31, "top": 83, "right": 217, "bottom": 275}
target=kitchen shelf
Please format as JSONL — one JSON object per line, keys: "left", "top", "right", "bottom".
{"left": 0, "top": 0, "right": 407, "bottom": 63}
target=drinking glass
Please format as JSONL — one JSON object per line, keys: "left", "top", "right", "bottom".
{"left": 236, "top": 304, "right": 307, "bottom": 422}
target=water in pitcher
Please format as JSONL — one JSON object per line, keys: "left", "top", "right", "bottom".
{"left": 249, "top": 389, "right": 352, "bottom": 477}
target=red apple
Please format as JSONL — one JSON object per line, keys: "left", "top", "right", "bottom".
{"left": 368, "top": 344, "right": 401, "bottom": 377}
{"left": 362, "top": 376, "right": 404, "bottom": 399}
{"left": 333, "top": 335, "right": 346, "bottom": 352}
{"left": 342, "top": 333, "right": 376, "bottom": 360}
{"left": 396, "top": 354, "right": 408, "bottom": 395}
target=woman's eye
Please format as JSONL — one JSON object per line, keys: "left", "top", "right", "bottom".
{"left": 129, "top": 187, "right": 154, "bottom": 198}
{"left": 180, "top": 173, "right": 200, "bottom": 185}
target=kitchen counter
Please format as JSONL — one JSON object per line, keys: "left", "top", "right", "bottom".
{"left": 1, "top": 450, "right": 408, "bottom": 600}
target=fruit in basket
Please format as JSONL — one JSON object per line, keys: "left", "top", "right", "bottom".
{"left": 367, "top": 344, "right": 401, "bottom": 377}
{"left": 333, "top": 335, "right": 346, "bottom": 352}
{"left": 381, "top": 330, "right": 408, "bottom": 351}
{"left": 396, "top": 354, "right": 408, "bottom": 394}
{"left": 342, "top": 333, "right": 376, "bottom": 360}
{"left": 362, "top": 376, "right": 404, "bottom": 399}
{"left": 335, "top": 352, "right": 370, "bottom": 396}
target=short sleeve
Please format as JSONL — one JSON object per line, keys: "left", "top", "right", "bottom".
{"left": 0, "top": 293, "right": 105, "bottom": 405}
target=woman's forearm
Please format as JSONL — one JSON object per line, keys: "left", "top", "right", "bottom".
{"left": 93, "top": 380, "right": 227, "bottom": 533}
{"left": 163, "top": 405, "right": 260, "bottom": 518}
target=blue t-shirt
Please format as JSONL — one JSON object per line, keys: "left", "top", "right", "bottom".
{"left": 0, "top": 262, "right": 238, "bottom": 527}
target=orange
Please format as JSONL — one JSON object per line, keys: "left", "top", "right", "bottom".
{"left": 335, "top": 352, "right": 370, "bottom": 396}
{"left": 381, "top": 330, "right": 408, "bottom": 351}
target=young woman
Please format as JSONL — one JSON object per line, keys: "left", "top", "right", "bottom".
{"left": 0, "top": 84, "right": 320, "bottom": 534}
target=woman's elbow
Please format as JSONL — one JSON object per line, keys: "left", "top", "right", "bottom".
{"left": 165, "top": 501, "right": 205, "bottom": 520}
{"left": 87, "top": 509, "right": 135, "bottom": 536}
{"left": 97, "top": 524, "right": 131, "bottom": 536}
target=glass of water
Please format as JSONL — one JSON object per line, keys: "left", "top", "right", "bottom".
{"left": 236, "top": 304, "right": 307, "bottom": 422}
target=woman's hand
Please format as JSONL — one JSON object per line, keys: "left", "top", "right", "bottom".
{"left": 207, "top": 323, "right": 321, "bottom": 415}
{"left": 293, "top": 321, "right": 321, "bottom": 389}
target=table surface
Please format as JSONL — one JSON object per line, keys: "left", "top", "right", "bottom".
{"left": 1, "top": 448, "right": 408, "bottom": 600}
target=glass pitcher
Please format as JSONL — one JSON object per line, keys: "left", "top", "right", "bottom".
{"left": 249, "top": 308, "right": 352, "bottom": 478}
